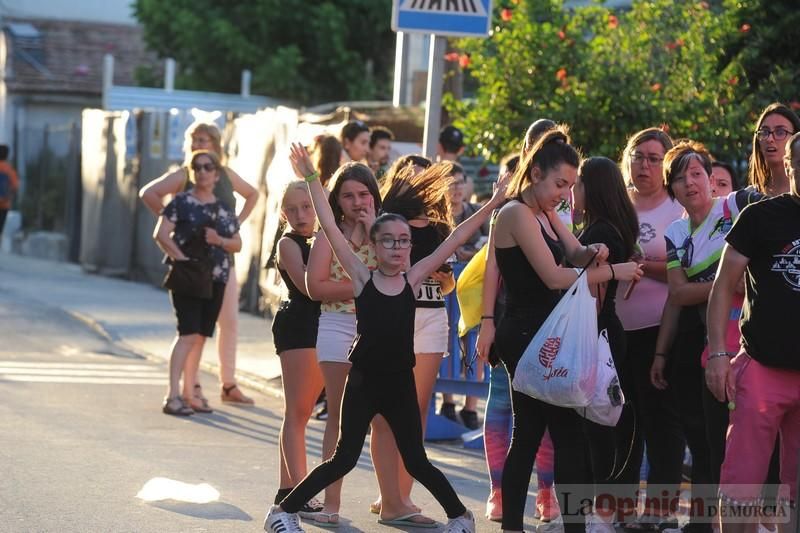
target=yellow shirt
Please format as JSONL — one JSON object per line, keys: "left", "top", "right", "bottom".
{"left": 320, "top": 243, "right": 377, "bottom": 313}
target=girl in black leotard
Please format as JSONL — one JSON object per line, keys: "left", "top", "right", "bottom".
{"left": 264, "top": 144, "right": 510, "bottom": 533}
{"left": 270, "top": 180, "right": 325, "bottom": 516}
{"left": 491, "top": 127, "right": 643, "bottom": 533}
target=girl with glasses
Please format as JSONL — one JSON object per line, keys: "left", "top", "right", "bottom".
{"left": 748, "top": 103, "right": 800, "bottom": 196}
{"left": 265, "top": 144, "right": 508, "bottom": 533}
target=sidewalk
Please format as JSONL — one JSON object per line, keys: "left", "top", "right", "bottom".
{"left": 0, "top": 252, "right": 282, "bottom": 395}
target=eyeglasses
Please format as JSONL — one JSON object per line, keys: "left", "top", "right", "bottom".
{"left": 679, "top": 235, "right": 694, "bottom": 269}
{"left": 378, "top": 237, "right": 412, "bottom": 250}
{"left": 630, "top": 152, "right": 664, "bottom": 166}
{"left": 191, "top": 163, "right": 217, "bottom": 173}
{"left": 756, "top": 127, "right": 794, "bottom": 141}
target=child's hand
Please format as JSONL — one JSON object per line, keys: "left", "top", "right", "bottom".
{"left": 289, "top": 142, "right": 316, "bottom": 180}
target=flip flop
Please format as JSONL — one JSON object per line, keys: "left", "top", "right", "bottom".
{"left": 377, "top": 512, "right": 439, "bottom": 529}
{"left": 303, "top": 511, "right": 340, "bottom": 529}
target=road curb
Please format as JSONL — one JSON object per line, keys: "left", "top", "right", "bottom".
{"left": 64, "top": 308, "right": 285, "bottom": 400}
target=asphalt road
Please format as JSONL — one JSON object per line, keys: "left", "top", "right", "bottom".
{"left": 0, "top": 289, "right": 516, "bottom": 532}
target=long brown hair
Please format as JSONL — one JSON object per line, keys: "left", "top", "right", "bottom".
{"left": 508, "top": 126, "right": 581, "bottom": 199}
{"left": 327, "top": 163, "right": 382, "bottom": 227}
{"left": 381, "top": 161, "right": 453, "bottom": 242}
{"left": 311, "top": 134, "right": 342, "bottom": 187}
{"left": 748, "top": 102, "right": 800, "bottom": 193}
{"left": 578, "top": 157, "right": 639, "bottom": 260}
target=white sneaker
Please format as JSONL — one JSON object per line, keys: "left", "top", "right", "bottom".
{"left": 444, "top": 510, "right": 476, "bottom": 533}
{"left": 264, "top": 505, "right": 305, "bottom": 533}
{"left": 585, "top": 513, "right": 615, "bottom": 533}
{"left": 538, "top": 515, "right": 565, "bottom": 533}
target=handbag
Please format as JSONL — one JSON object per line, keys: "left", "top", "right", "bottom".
{"left": 511, "top": 266, "right": 599, "bottom": 407}
{"left": 162, "top": 224, "right": 214, "bottom": 299}
{"left": 575, "top": 328, "right": 625, "bottom": 426}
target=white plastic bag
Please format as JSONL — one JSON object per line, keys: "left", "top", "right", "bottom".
{"left": 575, "top": 329, "right": 625, "bottom": 426}
{"left": 511, "top": 271, "right": 598, "bottom": 407}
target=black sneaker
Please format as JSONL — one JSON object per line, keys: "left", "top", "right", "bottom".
{"left": 459, "top": 409, "right": 480, "bottom": 430}
{"left": 439, "top": 402, "right": 457, "bottom": 422}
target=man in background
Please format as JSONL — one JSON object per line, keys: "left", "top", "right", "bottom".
{"left": 0, "top": 144, "right": 19, "bottom": 237}
{"left": 368, "top": 126, "right": 394, "bottom": 180}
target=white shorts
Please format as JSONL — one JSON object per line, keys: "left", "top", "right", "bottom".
{"left": 316, "top": 311, "right": 356, "bottom": 364}
{"left": 414, "top": 307, "right": 450, "bottom": 356}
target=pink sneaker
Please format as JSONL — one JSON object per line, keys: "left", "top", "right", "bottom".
{"left": 536, "top": 486, "right": 561, "bottom": 522}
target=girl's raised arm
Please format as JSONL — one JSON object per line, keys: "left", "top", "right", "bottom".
{"left": 289, "top": 143, "right": 369, "bottom": 291}
{"left": 408, "top": 173, "right": 509, "bottom": 288}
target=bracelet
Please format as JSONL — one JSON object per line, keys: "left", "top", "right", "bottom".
{"left": 708, "top": 351, "right": 735, "bottom": 361}
{"left": 304, "top": 170, "right": 320, "bottom": 183}
{"left": 481, "top": 315, "right": 494, "bottom": 320}
{"left": 608, "top": 263, "right": 616, "bottom": 280}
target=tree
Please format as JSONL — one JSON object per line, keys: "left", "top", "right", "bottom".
{"left": 133, "top": 0, "right": 395, "bottom": 104}
{"left": 446, "top": 0, "right": 796, "bottom": 166}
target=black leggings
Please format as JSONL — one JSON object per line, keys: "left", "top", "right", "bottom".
{"left": 280, "top": 367, "right": 466, "bottom": 519}
{"left": 498, "top": 314, "right": 591, "bottom": 533}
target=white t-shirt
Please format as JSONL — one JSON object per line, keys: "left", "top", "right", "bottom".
{"left": 615, "top": 196, "right": 685, "bottom": 330}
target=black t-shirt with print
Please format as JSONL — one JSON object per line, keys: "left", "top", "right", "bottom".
{"left": 725, "top": 194, "right": 800, "bottom": 370}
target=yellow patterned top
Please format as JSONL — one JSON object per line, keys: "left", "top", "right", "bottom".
{"left": 320, "top": 242, "right": 377, "bottom": 313}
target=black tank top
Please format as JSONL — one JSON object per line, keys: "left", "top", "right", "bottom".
{"left": 347, "top": 272, "right": 416, "bottom": 373}
{"left": 495, "top": 217, "right": 565, "bottom": 316}
{"left": 410, "top": 224, "right": 446, "bottom": 309}
{"left": 278, "top": 233, "right": 316, "bottom": 305}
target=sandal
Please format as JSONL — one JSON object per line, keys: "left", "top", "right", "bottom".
{"left": 185, "top": 395, "right": 213, "bottom": 413}
{"left": 221, "top": 383, "right": 255, "bottom": 405}
{"left": 303, "top": 511, "right": 340, "bottom": 528}
{"left": 162, "top": 396, "right": 194, "bottom": 416}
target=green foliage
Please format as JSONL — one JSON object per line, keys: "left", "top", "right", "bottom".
{"left": 447, "top": 0, "right": 798, "bottom": 165}
{"left": 133, "top": 0, "right": 394, "bottom": 104}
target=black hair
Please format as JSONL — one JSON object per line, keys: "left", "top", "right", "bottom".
{"left": 369, "top": 126, "right": 394, "bottom": 148}
{"left": 578, "top": 157, "right": 639, "bottom": 260}
{"left": 711, "top": 161, "right": 740, "bottom": 191}
{"left": 438, "top": 125, "right": 465, "bottom": 153}
{"left": 341, "top": 120, "right": 370, "bottom": 143}
{"left": 0, "top": 145, "right": 8, "bottom": 161}
{"left": 369, "top": 213, "right": 409, "bottom": 243}
{"left": 501, "top": 153, "right": 521, "bottom": 174}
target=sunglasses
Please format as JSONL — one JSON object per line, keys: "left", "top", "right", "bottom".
{"left": 191, "top": 163, "right": 217, "bottom": 173}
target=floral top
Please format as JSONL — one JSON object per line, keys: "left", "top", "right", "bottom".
{"left": 320, "top": 242, "right": 377, "bottom": 313}
{"left": 162, "top": 191, "right": 239, "bottom": 284}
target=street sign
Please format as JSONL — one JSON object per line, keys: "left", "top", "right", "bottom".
{"left": 392, "top": 0, "right": 493, "bottom": 38}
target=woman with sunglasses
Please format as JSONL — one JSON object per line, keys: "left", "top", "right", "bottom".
{"left": 140, "top": 122, "right": 258, "bottom": 409}
{"left": 153, "top": 150, "right": 241, "bottom": 416}
{"left": 747, "top": 102, "right": 800, "bottom": 196}
{"left": 649, "top": 141, "right": 760, "bottom": 533}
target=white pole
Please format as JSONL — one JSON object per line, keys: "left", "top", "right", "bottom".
{"left": 164, "top": 58, "right": 176, "bottom": 92}
{"left": 422, "top": 35, "right": 446, "bottom": 159}
{"left": 392, "top": 31, "right": 409, "bottom": 107}
{"left": 102, "top": 54, "right": 114, "bottom": 110}
{"left": 241, "top": 69, "right": 252, "bottom": 98}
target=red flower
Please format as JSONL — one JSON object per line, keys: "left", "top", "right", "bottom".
{"left": 665, "top": 42, "right": 677, "bottom": 51}
{"left": 557, "top": 30, "right": 566, "bottom": 40}
{"left": 740, "top": 23, "right": 751, "bottom": 33}
{"left": 790, "top": 101, "right": 800, "bottom": 111}
{"left": 699, "top": 1, "right": 710, "bottom": 9}
{"left": 727, "top": 76, "right": 739, "bottom": 86}
{"left": 660, "top": 123, "right": 671, "bottom": 134}
{"left": 556, "top": 68, "right": 568, "bottom": 81}
{"left": 676, "top": 38, "right": 685, "bottom": 46}
{"left": 608, "top": 14, "right": 619, "bottom": 29}
{"left": 444, "top": 52, "right": 460, "bottom": 62}
{"left": 459, "top": 54, "right": 471, "bottom": 68}
{"left": 501, "top": 8, "right": 513, "bottom": 22}
{"left": 650, "top": 83, "right": 662, "bottom": 92}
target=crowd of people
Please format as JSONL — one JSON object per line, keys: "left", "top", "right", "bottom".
{"left": 139, "top": 104, "right": 800, "bottom": 533}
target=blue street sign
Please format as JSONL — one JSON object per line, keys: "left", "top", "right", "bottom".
{"left": 392, "top": 0, "right": 493, "bottom": 38}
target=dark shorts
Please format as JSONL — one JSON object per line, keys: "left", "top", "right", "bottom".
{"left": 170, "top": 282, "right": 225, "bottom": 337}
{"left": 272, "top": 300, "right": 321, "bottom": 354}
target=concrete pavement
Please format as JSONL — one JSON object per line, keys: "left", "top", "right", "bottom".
{"left": 0, "top": 251, "right": 282, "bottom": 397}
